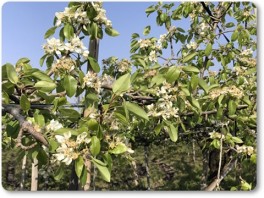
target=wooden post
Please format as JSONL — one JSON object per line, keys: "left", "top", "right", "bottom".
{"left": 31, "top": 158, "right": 38, "bottom": 191}
{"left": 20, "top": 154, "right": 27, "bottom": 190}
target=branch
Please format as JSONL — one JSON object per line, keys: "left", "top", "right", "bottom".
{"left": 205, "top": 157, "right": 237, "bottom": 191}
{"left": 182, "top": 105, "right": 248, "bottom": 116}
{"left": 3, "top": 105, "right": 49, "bottom": 146}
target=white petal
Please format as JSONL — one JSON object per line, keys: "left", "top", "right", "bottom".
{"left": 62, "top": 157, "right": 72, "bottom": 165}
{"left": 64, "top": 131, "right": 71, "bottom": 139}
{"left": 55, "top": 135, "right": 65, "bottom": 143}
{"left": 54, "top": 153, "right": 65, "bottom": 161}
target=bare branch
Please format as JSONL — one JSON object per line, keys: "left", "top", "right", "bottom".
{"left": 3, "top": 105, "right": 49, "bottom": 146}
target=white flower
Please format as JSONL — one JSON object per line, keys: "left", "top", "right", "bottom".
{"left": 46, "top": 119, "right": 63, "bottom": 131}
{"left": 149, "top": 50, "right": 157, "bottom": 62}
{"left": 55, "top": 131, "right": 71, "bottom": 144}
{"left": 186, "top": 41, "right": 198, "bottom": 50}
{"left": 76, "top": 132, "right": 90, "bottom": 144}
{"left": 241, "top": 49, "right": 253, "bottom": 56}
{"left": 42, "top": 38, "right": 65, "bottom": 55}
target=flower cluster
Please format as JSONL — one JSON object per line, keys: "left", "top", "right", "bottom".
{"left": 64, "top": 35, "right": 89, "bottom": 58}
{"left": 241, "top": 49, "right": 253, "bottom": 56}
{"left": 209, "top": 85, "right": 244, "bottom": 100}
{"left": 237, "top": 57, "right": 256, "bottom": 68}
{"left": 106, "top": 135, "right": 134, "bottom": 154}
{"left": 198, "top": 22, "right": 210, "bottom": 37}
{"left": 209, "top": 131, "right": 225, "bottom": 139}
{"left": 138, "top": 39, "right": 152, "bottom": 49}
{"left": 83, "top": 71, "right": 101, "bottom": 93}
{"left": 147, "top": 82, "right": 179, "bottom": 120}
{"left": 93, "top": 2, "right": 112, "bottom": 28}
{"left": 144, "top": 69, "right": 157, "bottom": 78}
{"left": 116, "top": 59, "right": 132, "bottom": 73}
{"left": 51, "top": 57, "right": 76, "bottom": 74}
{"left": 236, "top": 145, "right": 254, "bottom": 156}
{"left": 186, "top": 41, "right": 198, "bottom": 50}
{"left": 42, "top": 38, "right": 65, "bottom": 55}
{"left": 42, "top": 35, "right": 89, "bottom": 59}
{"left": 53, "top": 132, "right": 90, "bottom": 165}
{"left": 46, "top": 119, "right": 63, "bottom": 131}
{"left": 55, "top": 6, "right": 89, "bottom": 27}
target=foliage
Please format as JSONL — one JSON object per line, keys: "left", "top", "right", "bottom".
{"left": 2, "top": 1, "right": 256, "bottom": 191}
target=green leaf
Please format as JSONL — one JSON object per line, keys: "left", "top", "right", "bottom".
{"left": 211, "top": 139, "right": 220, "bottom": 149}
{"left": 20, "top": 94, "right": 30, "bottom": 112}
{"left": 241, "top": 180, "right": 252, "bottom": 191}
{"left": 39, "top": 54, "right": 48, "bottom": 67}
{"left": 6, "top": 120, "right": 19, "bottom": 138}
{"left": 64, "top": 75, "right": 77, "bottom": 97}
{"left": 5, "top": 63, "right": 18, "bottom": 84}
{"left": 198, "top": 78, "right": 209, "bottom": 94}
{"left": 125, "top": 102, "right": 149, "bottom": 121}
{"left": 80, "top": 168, "right": 88, "bottom": 187}
{"left": 160, "top": 13, "right": 167, "bottom": 23}
{"left": 34, "top": 81, "right": 56, "bottom": 92}
{"left": 16, "top": 57, "right": 30, "bottom": 67}
{"left": 231, "top": 30, "right": 238, "bottom": 42}
{"left": 88, "top": 57, "right": 100, "bottom": 73}
{"left": 33, "top": 112, "right": 45, "bottom": 127}
{"left": 190, "top": 74, "right": 199, "bottom": 90}
{"left": 182, "top": 52, "right": 198, "bottom": 63}
{"left": 250, "top": 154, "right": 257, "bottom": 164}
{"left": 59, "top": 108, "right": 80, "bottom": 121}
{"left": 182, "top": 66, "right": 200, "bottom": 74}
{"left": 189, "top": 96, "right": 201, "bottom": 111}
{"left": 109, "top": 142, "right": 127, "bottom": 154}
{"left": 48, "top": 139, "right": 59, "bottom": 153}
{"left": 145, "top": 5, "right": 156, "bottom": 16}
{"left": 112, "top": 73, "right": 130, "bottom": 94}
{"left": 87, "top": 119, "right": 99, "bottom": 131}
{"left": 46, "top": 55, "right": 54, "bottom": 68}
{"left": 2, "top": 92, "right": 10, "bottom": 104}
{"left": 54, "top": 164, "right": 64, "bottom": 181}
{"left": 205, "top": 43, "right": 212, "bottom": 56}
{"left": 64, "top": 23, "right": 74, "bottom": 40}
{"left": 228, "top": 100, "right": 237, "bottom": 116}
{"left": 44, "top": 27, "right": 57, "bottom": 39}
{"left": 226, "top": 22, "right": 235, "bottom": 28}
{"left": 32, "top": 70, "right": 53, "bottom": 83}
{"left": 90, "top": 136, "right": 100, "bottom": 157}
{"left": 92, "top": 159, "right": 111, "bottom": 182}
{"left": 165, "top": 66, "right": 181, "bottom": 83}
{"left": 150, "top": 74, "right": 165, "bottom": 86}
{"left": 37, "top": 149, "right": 48, "bottom": 166}
{"left": 232, "top": 136, "right": 243, "bottom": 144}
{"left": 105, "top": 28, "right": 119, "bottom": 37}
{"left": 168, "top": 124, "right": 178, "bottom": 142}
{"left": 143, "top": 25, "right": 151, "bottom": 36}
{"left": 154, "top": 123, "right": 163, "bottom": 135}
{"left": 75, "top": 156, "right": 84, "bottom": 178}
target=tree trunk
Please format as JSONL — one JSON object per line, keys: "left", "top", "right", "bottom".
{"left": 20, "top": 154, "right": 27, "bottom": 190}
{"left": 83, "top": 38, "right": 100, "bottom": 191}
{"left": 31, "top": 158, "right": 38, "bottom": 191}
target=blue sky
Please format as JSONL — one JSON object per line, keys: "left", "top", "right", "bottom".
{"left": 2, "top": 2, "right": 173, "bottom": 68}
